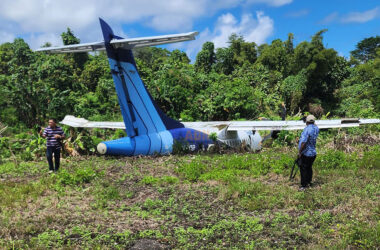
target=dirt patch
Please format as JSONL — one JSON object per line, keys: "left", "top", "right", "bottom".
{"left": 131, "top": 239, "right": 168, "bottom": 250}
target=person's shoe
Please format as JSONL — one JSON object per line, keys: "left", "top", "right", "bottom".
{"left": 48, "top": 170, "right": 53, "bottom": 174}
{"left": 298, "top": 186, "right": 307, "bottom": 191}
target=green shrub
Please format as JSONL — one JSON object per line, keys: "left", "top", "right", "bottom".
{"left": 55, "top": 166, "right": 98, "bottom": 186}
{"left": 140, "top": 175, "right": 179, "bottom": 185}
{"left": 359, "top": 146, "right": 380, "bottom": 169}
{"left": 340, "top": 220, "right": 380, "bottom": 248}
{"left": 35, "top": 230, "right": 64, "bottom": 248}
{"left": 177, "top": 160, "right": 207, "bottom": 182}
{"left": 316, "top": 150, "right": 350, "bottom": 169}
{"left": 140, "top": 176, "right": 160, "bottom": 185}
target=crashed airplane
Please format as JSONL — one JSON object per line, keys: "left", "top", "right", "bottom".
{"left": 36, "top": 18, "right": 380, "bottom": 156}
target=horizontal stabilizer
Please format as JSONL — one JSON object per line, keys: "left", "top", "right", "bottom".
{"left": 35, "top": 41, "right": 106, "bottom": 53}
{"left": 110, "top": 31, "right": 198, "bottom": 49}
{"left": 35, "top": 31, "right": 198, "bottom": 53}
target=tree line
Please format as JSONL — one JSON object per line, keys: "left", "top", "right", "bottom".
{"left": 0, "top": 28, "right": 379, "bottom": 129}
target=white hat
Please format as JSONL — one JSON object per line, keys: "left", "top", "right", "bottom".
{"left": 306, "top": 115, "right": 316, "bottom": 122}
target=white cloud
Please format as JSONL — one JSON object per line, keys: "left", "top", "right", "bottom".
{"left": 148, "top": 14, "right": 194, "bottom": 32}
{"left": 212, "top": 12, "right": 274, "bottom": 47}
{"left": 184, "top": 12, "right": 274, "bottom": 60}
{"left": 320, "top": 7, "right": 380, "bottom": 25}
{"left": 27, "top": 33, "right": 63, "bottom": 49}
{"left": 0, "top": 30, "right": 15, "bottom": 44}
{"left": 0, "top": 0, "right": 284, "bottom": 49}
{"left": 319, "top": 12, "right": 339, "bottom": 25}
{"left": 0, "top": 0, "right": 239, "bottom": 35}
{"left": 341, "top": 7, "right": 380, "bottom": 23}
{"left": 285, "top": 9, "right": 309, "bottom": 18}
{"left": 246, "top": 0, "right": 292, "bottom": 7}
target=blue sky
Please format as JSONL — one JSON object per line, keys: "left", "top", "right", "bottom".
{"left": 0, "top": 0, "right": 379, "bottom": 60}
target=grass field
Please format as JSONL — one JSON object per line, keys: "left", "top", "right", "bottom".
{"left": 0, "top": 142, "right": 379, "bottom": 249}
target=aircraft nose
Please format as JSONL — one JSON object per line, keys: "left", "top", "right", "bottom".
{"left": 97, "top": 143, "right": 107, "bottom": 154}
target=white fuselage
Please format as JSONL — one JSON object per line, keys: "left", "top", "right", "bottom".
{"left": 182, "top": 122, "right": 262, "bottom": 151}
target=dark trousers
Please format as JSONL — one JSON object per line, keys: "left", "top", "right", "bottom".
{"left": 300, "top": 154, "right": 316, "bottom": 187}
{"left": 46, "top": 146, "right": 61, "bottom": 171}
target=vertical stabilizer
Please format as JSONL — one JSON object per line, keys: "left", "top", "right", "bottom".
{"left": 99, "top": 18, "right": 183, "bottom": 137}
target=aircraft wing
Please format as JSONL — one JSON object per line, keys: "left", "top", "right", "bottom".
{"left": 60, "top": 115, "right": 125, "bottom": 129}
{"left": 61, "top": 115, "right": 379, "bottom": 131}
{"left": 35, "top": 32, "right": 199, "bottom": 53}
{"left": 183, "top": 118, "right": 380, "bottom": 131}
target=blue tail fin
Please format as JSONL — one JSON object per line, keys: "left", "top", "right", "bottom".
{"left": 99, "top": 18, "right": 184, "bottom": 137}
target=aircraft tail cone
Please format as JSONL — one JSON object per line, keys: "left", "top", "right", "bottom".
{"left": 97, "top": 143, "right": 107, "bottom": 154}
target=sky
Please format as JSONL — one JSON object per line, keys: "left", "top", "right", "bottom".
{"left": 0, "top": 0, "right": 379, "bottom": 60}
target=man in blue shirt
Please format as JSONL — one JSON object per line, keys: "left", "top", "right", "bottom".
{"left": 40, "top": 118, "right": 65, "bottom": 173}
{"left": 298, "top": 115, "right": 319, "bottom": 190}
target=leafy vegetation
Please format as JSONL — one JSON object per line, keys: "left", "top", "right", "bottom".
{"left": 0, "top": 29, "right": 379, "bottom": 129}
{"left": 0, "top": 140, "right": 379, "bottom": 248}
{"left": 0, "top": 26, "right": 379, "bottom": 249}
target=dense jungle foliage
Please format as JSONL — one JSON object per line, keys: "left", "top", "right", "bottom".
{"left": 0, "top": 29, "right": 379, "bottom": 158}
{"left": 1, "top": 29, "right": 379, "bottom": 126}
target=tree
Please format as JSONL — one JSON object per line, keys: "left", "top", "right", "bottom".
{"left": 280, "top": 70, "right": 307, "bottom": 114}
{"left": 61, "top": 28, "right": 80, "bottom": 45}
{"left": 0, "top": 74, "right": 17, "bottom": 125}
{"left": 61, "top": 28, "right": 88, "bottom": 69}
{"left": 284, "top": 33, "right": 294, "bottom": 55}
{"left": 149, "top": 63, "right": 201, "bottom": 119}
{"left": 351, "top": 36, "right": 380, "bottom": 63}
{"left": 196, "top": 77, "right": 260, "bottom": 120}
{"left": 310, "top": 29, "right": 327, "bottom": 52}
{"left": 291, "top": 41, "right": 312, "bottom": 74}
{"left": 228, "top": 34, "right": 257, "bottom": 66}
{"left": 290, "top": 30, "right": 340, "bottom": 109}
{"left": 0, "top": 42, "right": 14, "bottom": 75}
{"left": 195, "top": 42, "right": 215, "bottom": 73}
{"left": 256, "top": 39, "right": 290, "bottom": 76}
{"left": 168, "top": 49, "right": 190, "bottom": 64}
{"left": 214, "top": 47, "right": 234, "bottom": 75}
{"left": 7, "top": 38, "right": 40, "bottom": 126}
{"left": 134, "top": 47, "right": 170, "bottom": 71}
{"left": 79, "top": 53, "right": 111, "bottom": 92}
{"left": 336, "top": 49, "right": 380, "bottom": 117}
